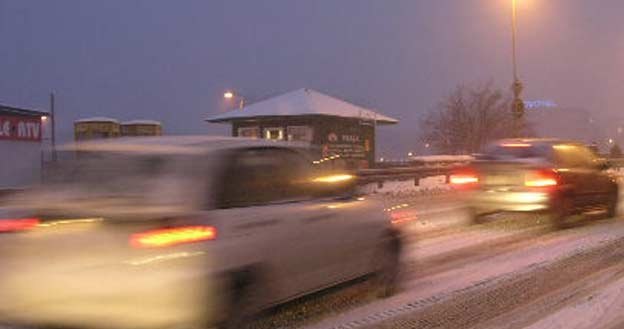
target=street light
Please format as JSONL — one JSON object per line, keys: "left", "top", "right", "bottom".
{"left": 223, "top": 90, "right": 245, "bottom": 109}
{"left": 511, "top": 0, "right": 525, "bottom": 135}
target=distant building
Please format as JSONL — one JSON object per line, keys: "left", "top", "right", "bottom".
{"left": 121, "top": 120, "right": 163, "bottom": 137}
{"left": 206, "top": 88, "right": 398, "bottom": 168}
{"left": 74, "top": 117, "right": 121, "bottom": 141}
{"left": 0, "top": 104, "right": 49, "bottom": 189}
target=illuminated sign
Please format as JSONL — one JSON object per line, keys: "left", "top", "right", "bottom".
{"left": 524, "top": 100, "right": 557, "bottom": 109}
{"left": 0, "top": 116, "right": 42, "bottom": 142}
{"left": 324, "top": 131, "right": 366, "bottom": 159}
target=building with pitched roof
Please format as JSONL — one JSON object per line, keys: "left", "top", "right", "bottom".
{"left": 206, "top": 88, "right": 398, "bottom": 168}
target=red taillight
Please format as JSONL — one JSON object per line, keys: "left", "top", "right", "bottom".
{"left": 130, "top": 225, "right": 217, "bottom": 249}
{"left": 0, "top": 218, "right": 40, "bottom": 232}
{"left": 450, "top": 174, "right": 479, "bottom": 185}
{"left": 524, "top": 170, "right": 558, "bottom": 187}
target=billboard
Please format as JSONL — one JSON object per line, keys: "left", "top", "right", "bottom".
{"left": 0, "top": 116, "right": 42, "bottom": 142}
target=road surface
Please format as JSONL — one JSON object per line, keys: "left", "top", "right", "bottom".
{"left": 246, "top": 194, "right": 624, "bottom": 329}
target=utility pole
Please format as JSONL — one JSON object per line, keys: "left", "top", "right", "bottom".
{"left": 50, "top": 92, "right": 57, "bottom": 162}
{"left": 511, "top": 0, "right": 525, "bottom": 136}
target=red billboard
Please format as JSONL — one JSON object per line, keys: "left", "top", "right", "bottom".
{"left": 0, "top": 116, "right": 42, "bottom": 142}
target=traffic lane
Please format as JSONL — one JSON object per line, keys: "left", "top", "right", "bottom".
{"left": 474, "top": 262, "right": 624, "bottom": 329}
{"left": 242, "top": 209, "right": 621, "bottom": 329}
{"left": 303, "top": 217, "right": 624, "bottom": 329}
{"left": 243, "top": 213, "right": 552, "bottom": 329}
{"left": 359, "top": 224, "right": 624, "bottom": 329}
{"left": 402, "top": 216, "right": 621, "bottom": 295}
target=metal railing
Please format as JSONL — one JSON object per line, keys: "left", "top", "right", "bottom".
{"left": 357, "top": 157, "right": 624, "bottom": 189}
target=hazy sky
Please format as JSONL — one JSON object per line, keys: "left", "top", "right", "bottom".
{"left": 2, "top": 0, "right": 624, "bottom": 156}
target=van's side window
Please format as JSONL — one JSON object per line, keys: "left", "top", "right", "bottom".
{"left": 215, "top": 148, "right": 313, "bottom": 208}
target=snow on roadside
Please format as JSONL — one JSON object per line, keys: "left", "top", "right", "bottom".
{"left": 358, "top": 175, "right": 452, "bottom": 196}
{"left": 523, "top": 273, "right": 624, "bottom": 329}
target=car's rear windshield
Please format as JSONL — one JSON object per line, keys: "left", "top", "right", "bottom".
{"left": 481, "top": 144, "right": 551, "bottom": 160}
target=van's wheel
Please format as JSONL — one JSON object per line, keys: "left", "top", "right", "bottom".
{"left": 372, "top": 234, "right": 401, "bottom": 298}
{"left": 220, "top": 269, "right": 263, "bottom": 329}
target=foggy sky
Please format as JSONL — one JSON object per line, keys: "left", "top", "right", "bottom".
{"left": 2, "top": 0, "right": 624, "bottom": 157}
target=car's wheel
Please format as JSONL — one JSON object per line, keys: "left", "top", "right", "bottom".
{"left": 220, "top": 268, "right": 264, "bottom": 329}
{"left": 471, "top": 213, "right": 488, "bottom": 225}
{"left": 468, "top": 208, "right": 488, "bottom": 225}
{"left": 606, "top": 189, "right": 619, "bottom": 219}
{"left": 551, "top": 194, "right": 574, "bottom": 229}
{"left": 372, "top": 234, "right": 401, "bottom": 298}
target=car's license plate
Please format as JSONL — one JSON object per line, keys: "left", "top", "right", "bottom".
{"left": 484, "top": 175, "right": 514, "bottom": 186}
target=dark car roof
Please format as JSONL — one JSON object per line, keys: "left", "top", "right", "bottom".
{"left": 479, "top": 138, "right": 588, "bottom": 161}
{"left": 493, "top": 138, "right": 580, "bottom": 147}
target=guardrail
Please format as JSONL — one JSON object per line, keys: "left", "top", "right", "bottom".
{"left": 358, "top": 165, "right": 461, "bottom": 184}
{"left": 358, "top": 157, "right": 624, "bottom": 196}
{"left": 356, "top": 164, "right": 465, "bottom": 196}
{"left": 363, "top": 157, "right": 624, "bottom": 181}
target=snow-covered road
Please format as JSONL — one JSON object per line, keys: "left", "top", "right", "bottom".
{"left": 302, "top": 217, "right": 624, "bottom": 329}
{"left": 244, "top": 190, "right": 624, "bottom": 329}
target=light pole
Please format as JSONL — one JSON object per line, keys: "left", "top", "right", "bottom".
{"left": 511, "top": 0, "right": 525, "bottom": 136}
{"left": 49, "top": 92, "right": 57, "bottom": 162}
{"left": 224, "top": 91, "right": 246, "bottom": 109}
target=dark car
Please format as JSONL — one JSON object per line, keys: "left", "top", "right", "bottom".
{"left": 451, "top": 139, "right": 619, "bottom": 227}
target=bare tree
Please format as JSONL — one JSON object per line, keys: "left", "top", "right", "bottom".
{"left": 420, "top": 82, "right": 531, "bottom": 154}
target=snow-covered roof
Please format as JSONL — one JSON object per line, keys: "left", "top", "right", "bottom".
{"left": 74, "top": 117, "right": 120, "bottom": 124}
{"left": 206, "top": 88, "right": 398, "bottom": 125}
{"left": 0, "top": 104, "right": 49, "bottom": 117}
{"left": 121, "top": 120, "right": 162, "bottom": 126}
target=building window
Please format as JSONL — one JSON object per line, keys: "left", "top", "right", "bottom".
{"left": 287, "top": 126, "right": 313, "bottom": 143}
{"left": 264, "top": 127, "right": 284, "bottom": 140}
{"left": 238, "top": 127, "right": 260, "bottom": 138}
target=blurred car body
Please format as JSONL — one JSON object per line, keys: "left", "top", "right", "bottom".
{"left": 0, "top": 136, "right": 402, "bottom": 329}
{"left": 452, "top": 139, "right": 619, "bottom": 226}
